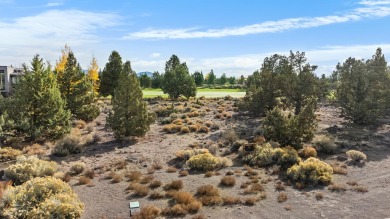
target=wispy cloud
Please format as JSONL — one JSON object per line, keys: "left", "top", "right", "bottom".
{"left": 150, "top": 53, "right": 160, "bottom": 58}
{"left": 124, "top": 2, "right": 390, "bottom": 40}
{"left": 0, "top": 9, "right": 119, "bottom": 66}
{"left": 46, "top": 2, "right": 63, "bottom": 7}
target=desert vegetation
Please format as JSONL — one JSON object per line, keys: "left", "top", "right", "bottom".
{"left": 0, "top": 47, "right": 389, "bottom": 219}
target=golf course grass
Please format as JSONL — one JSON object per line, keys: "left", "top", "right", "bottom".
{"left": 142, "top": 88, "right": 246, "bottom": 98}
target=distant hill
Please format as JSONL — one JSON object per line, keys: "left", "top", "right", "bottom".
{"left": 137, "top": 71, "right": 153, "bottom": 77}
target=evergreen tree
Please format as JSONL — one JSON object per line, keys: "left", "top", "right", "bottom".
{"left": 151, "top": 71, "right": 163, "bottom": 88}
{"left": 100, "top": 51, "right": 123, "bottom": 96}
{"left": 206, "top": 69, "right": 216, "bottom": 85}
{"left": 161, "top": 55, "right": 196, "bottom": 98}
{"left": 14, "top": 55, "right": 71, "bottom": 140}
{"left": 238, "top": 75, "right": 245, "bottom": 85}
{"left": 57, "top": 51, "right": 98, "bottom": 121}
{"left": 139, "top": 74, "right": 152, "bottom": 88}
{"left": 106, "top": 71, "right": 155, "bottom": 140}
{"left": 192, "top": 71, "right": 204, "bottom": 86}
{"left": 219, "top": 73, "right": 228, "bottom": 85}
{"left": 228, "top": 76, "right": 236, "bottom": 85}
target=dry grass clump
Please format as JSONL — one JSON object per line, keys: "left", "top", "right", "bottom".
{"left": 346, "top": 180, "right": 358, "bottom": 186}
{"left": 163, "top": 124, "right": 182, "bottom": 134}
{"left": 313, "top": 135, "right": 337, "bottom": 154}
{"left": 149, "top": 191, "right": 165, "bottom": 200}
{"left": 163, "top": 180, "right": 183, "bottom": 191}
{"left": 204, "top": 171, "right": 214, "bottom": 177}
{"left": 197, "top": 126, "right": 210, "bottom": 133}
{"left": 125, "top": 170, "right": 143, "bottom": 182}
{"left": 204, "top": 121, "right": 213, "bottom": 127}
{"left": 275, "top": 181, "right": 286, "bottom": 191}
{"left": 244, "top": 196, "right": 259, "bottom": 206}
{"left": 223, "top": 196, "right": 241, "bottom": 205}
{"left": 220, "top": 176, "right": 236, "bottom": 187}
{"left": 315, "top": 192, "right": 324, "bottom": 200}
{"left": 244, "top": 183, "right": 264, "bottom": 195}
{"left": 330, "top": 162, "right": 348, "bottom": 175}
{"left": 53, "top": 134, "right": 82, "bottom": 156}
{"left": 167, "top": 166, "right": 178, "bottom": 173}
{"left": 328, "top": 183, "right": 347, "bottom": 192}
{"left": 75, "top": 119, "right": 86, "bottom": 129}
{"left": 23, "top": 144, "right": 45, "bottom": 156}
{"left": 132, "top": 184, "right": 150, "bottom": 197}
{"left": 0, "top": 180, "right": 12, "bottom": 199}
{"left": 192, "top": 214, "right": 206, "bottom": 219}
{"left": 277, "top": 192, "right": 288, "bottom": 203}
{"left": 83, "top": 169, "right": 95, "bottom": 179}
{"left": 162, "top": 204, "right": 187, "bottom": 217}
{"left": 145, "top": 179, "right": 161, "bottom": 189}
{"left": 78, "top": 176, "right": 92, "bottom": 185}
{"left": 114, "top": 160, "right": 127, "bottom": 170}
{"left": 299, "top": 146, "right": 317, "bottom": 158}
{"left": 0, "top": 147, "right": 22, "bottom": 162}
{"left": 222, "top": 129, "right": 238, "bottom": 143}
{"left": 196, "top": 185, "right": 222, "bottom": 206}
{"left": 62, "top": 172, "right": 72, "bottom": 182}
{"left": 147, "top": 168, "right": 155, "bottom": 174}
{"left": 140, "top": 175, "right": 154, "bottom": 184}
{"left": 189, "top": 125, "right": 199, "bottom": 132}
{"left": 132, "top": 205, "right": 161, "bottom": 219}
{"left": 152, "top": 163, "right": 163, "bottom": 170}
{"left": 226, "top": 170, "right": 234, "bottom": 175}
{"left": 111, "top": 173, "right": 123, "bottom": 183}
{"left": 351, "top": 185, "right": 368, "bottom": 193}
{"left": 70, "top": 162, "right": 86, "bottom": 175}
{"left": 179, "top": 170, "right": 189, "bottom": 177}
{"left": 346, "top": 150, "right": 367, "bottom": 162}
{"left": 181, "top": 126, "right": 190, "bottom": 134}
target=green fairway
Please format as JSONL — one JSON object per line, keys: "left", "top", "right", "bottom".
{"left": 142, "top": 88, "right": 246, "bottom": 98}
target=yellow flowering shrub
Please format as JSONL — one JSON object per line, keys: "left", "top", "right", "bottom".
{"left": 187, "top": 153, "right": 221, "bottom": 171}
{"left": 4, "top": 156, "right": 57, "bottom": 185}
{"left": 242, "top": 143, "right": 275, "bottom": 167}
{"left": 287, "top": 157, "right": 333, "bottom": 185}
{"left": 176, "top": 148, "right": 209, "bottom": 160}
{"left": 0, "top": 176, "right": 84, "bottom": 219}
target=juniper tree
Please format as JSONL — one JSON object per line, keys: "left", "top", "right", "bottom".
{"left": 13, "top": 55, "right": 71, "bottom": 140}
{"left": 100, "top": 51, "right": 123, "bottom": 96}
{"left": 106, "top": 69, "right": 155, "bottom": 140}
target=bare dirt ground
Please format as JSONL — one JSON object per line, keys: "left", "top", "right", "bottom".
{"left": 4, "top": 98, "right": 390, "bottom": 219}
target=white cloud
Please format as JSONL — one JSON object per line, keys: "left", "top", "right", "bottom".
{"left": 150, "top": 53, "right": 160, "bottom": 58}
{"left": 0, "top": 9, "right": 119, "bottom": 67}
{"left": 130, "top": 44, "right": 390, "bottom": 77}
{"left": 46, "top": 2, "right": 63, "bottom": 7}
{"left": 124, "top": 3, "right": 390, "bottom": 40}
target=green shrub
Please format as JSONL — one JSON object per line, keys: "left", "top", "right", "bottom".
{"left": 186, "top": 153, "right": 221, "bottom": 171}
{"left": 274, "top": 146, "right": 301, "bottom": 169}
{"left": 0, "top": 147, "right": 22, "bottom": 162}
{"left": 262, "top": 98, "right": 317, "bottom": 149}
{"left": 287, "top": 157, "right": 333, "bottom": 185}
{"left": 53, "top": 134, "right": 82, "bottom": 156}
{"left": 243, "top": 143, "right": 275, "bottom": 167}
{"left": 0, "top": 176, "right": 84, "bottom": 218}
{"left": 346, "top": 150, "right": 367, "bottom": 162}
{"left": 4, "top": 156, "right": 57, "bottom": 185}
{"left": 313, "top": 135, "right": 337, "bottom": 154}
{"left": 76, "top": 104, "right": 100, "bottom": 122}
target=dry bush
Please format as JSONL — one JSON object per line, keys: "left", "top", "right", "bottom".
{"left": 83, "top": 169, "right": 95, "bottom": 179}
{"left": 299, "top": 146, "right": 317, "bottom": 158}
{"left": 132, "top": 205, "right": 161, "bottom": 219}
{"left": 111, "top": 173, "right": 123, "bottom": 183}
{"left": 133, "top": 184, "right": 150, "bottom": 197}
{"left": 196, "top": 185, "right": 222, "bottom": 206}
{"left": 219, "top": 157, "right": 233, "bottom": 168}
{"left": 75, "top": 119, "right": 86, "bottom": 129}
{"left": 192, "top": 214, "right": 206, "bottom": 219}
{"left": 197, "top": 126, "right": 210, "bottom": 133}
{"left": 0, "top": 147, "right": 22, "bottom": 162}
{"left": 163, "top": 180, "right": 183, "bottom": 191}
{"left": 244, "top": 196, "right": 259, "bottom": 206}
{"left": 70, "top": 162, "right": 86, "bottom": 175}
{"left": 330, "top": 163, "right": 348, "bottom": 175}
{"left": 223, "top": 196, "right": 241, "bottom": 205}
{"left": 313, "top": 135, "right": 337, "bottom": 154}
{"left": 204, "top": 121, "right": 213, "bottom": 127}
{"left": 284, "top": 205, "right": 292, "bottom": 211}
{"left": 351, "top": 185, "right": 368, "bottom": 193}
{"left": 147, "top": 168, "right": 155, "bottom": 174}
{"left": 0, "top": 180, "right": 12, "bottom": 199}
{"left": 4, "top": 156, "right": 57, "bottom": 185}
{"left": 85, "top": 123, "right": 94, "bottom": 133}
{"left": 346, "top": 180, "right": 358, "bottom": 186}
{"left": 149, "top": 180, "right": 162, "bottom": 189}
{"left": 346, "top": 150, "right": 367, "bottom": 162}
{"left": 62, "top": 172, "right": 72, "bottom": 182}
{"left": 179, "top": 170, "right": 189, "bottom": 177}
{"left": 275, "top": 181, "right": 285, "bottom": 191}
{"left": 328, "top": 183, "right": 347, "bottom": 192}
{"left": 163, "top": 124, "right": 182, "bottom": 134}
{"left": 172, "top": 191, "right": 195, "bottom": 205}
{"left": 162, "top": 204, "right": 187, "bottom": 217}
{"left": 315, "top": 192, "right": 324, "bottom": 200}
{"left": 181, "top": 126, "right": 190, "bottom": 134}
{"left": 222, "top": 129, "right": 238, "bottom": 143}
{"left": 149, "top": 191, "right": 165, "bottom": 200}
{"left": 220, "top": 176, "right": 236, "bottom": 187}
{"left": 277, "top": 192, "right": 288, "bottom": 203}
{"left": 204, "top": 171, "right": 214, "bottom": 177}
{"left": 23, "top": 144, "right": 45, "bottom": 156}
{"left": 189, "top": 125, "right": 199, "bottom": 132}
{"left": 78, "top": 176, "right": 91, "bottom": 185}
{"left": 114, "top": 160, "right": 127, "bottom": 170}
{"left": 287, "top": 158, "right": 333, "bottom": 185}
{"left": 244, "top": 183, "right": 264, "bottom": 195}
{"left": 125, "top": 171, "right": 143, "bottom": 182}
{"left": 207, "top": 144, "right": 218, "bottom": 155}
{"left": 152, "top": 163, "right": 163, "bottom": 170}
{"left": 167, "top": 166, "right": 178, "bottom": 173}
{"left": 140, "top": 175, "right": 154, "bottom": 184}
{"left": 0, "top": 177, "right": 84, "bottom": 218}
{"left": 226, "top": 170, "right": 234, "bottom": 175}
{"left": 53, "top": 134, "right": 82, "bottom": 156}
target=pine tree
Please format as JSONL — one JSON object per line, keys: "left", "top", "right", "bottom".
{"left": 14, "top": 55, "right": 71, "bottom": 140}
{"left": 57, "top": 51, "right": 98, "bottom": 121}
{"left": 100, "top": 51, "right": 123, "bottom": 96}
{"left": 87, "top": 57, "right": 100, "bottom": 95}
{"left": 106, "top": 70, "right": 155, "bottom": 140}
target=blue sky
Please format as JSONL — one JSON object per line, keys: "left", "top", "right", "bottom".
{"left": 1, "top": 0, "right": 390, "bottom": 76}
